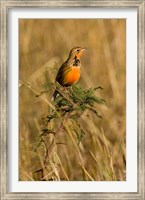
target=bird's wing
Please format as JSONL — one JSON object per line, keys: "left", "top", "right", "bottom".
{"left": 56, "top": 60, "right": 74, "bottom": 83}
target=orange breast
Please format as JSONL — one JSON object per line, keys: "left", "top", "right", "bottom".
{"left": 65, "top": 67, "right": 81, "bottom": 86}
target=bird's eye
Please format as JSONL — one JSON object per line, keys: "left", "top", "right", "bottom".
{"left": 77, "top": 49, "right": 80, "bottom": 52}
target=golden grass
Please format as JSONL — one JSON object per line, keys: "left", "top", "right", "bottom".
{"left": 19, "top": 19, "right": 126, "bottom": 181}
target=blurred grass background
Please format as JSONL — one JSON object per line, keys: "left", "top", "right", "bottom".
{"left": 19, "top": 19, "right": 126, "bottom": 181}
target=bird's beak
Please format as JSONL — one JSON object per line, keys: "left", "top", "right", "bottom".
{"left": 81, "top": 47, "right": 87, "bottom": 51}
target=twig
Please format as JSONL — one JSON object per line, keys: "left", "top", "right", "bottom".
{"left": 52, "top": 84, "right": 77, "bottom": 108}
{"left": 43, "top": 112, "right": 71, "bottom": 169}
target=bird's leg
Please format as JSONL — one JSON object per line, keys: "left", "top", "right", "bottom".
{"left": 64, "top": 86, "right": 72, "bottom": 97}
{"left": 62, "top": 86, "right": 70, "bottom": 97}
{"left": 63, "top": 86, "right": 67, "bottom": 95}
{"left": 70, "top": 86, "right": 74, "bottom": 93}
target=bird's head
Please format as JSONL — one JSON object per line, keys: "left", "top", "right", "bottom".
{"left": 68, "top": 47, "right": 87, "bottom": 60}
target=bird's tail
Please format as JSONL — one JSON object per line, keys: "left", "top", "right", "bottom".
{"left": 52, "top": 89, "right": 59, "bottom": 101}
{"left": 50, "top": 89, "right": 58, "bottom": 113}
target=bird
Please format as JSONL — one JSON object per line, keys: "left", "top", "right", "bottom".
{"left": 52, "top": 47, "right": 86, "bottom": 100}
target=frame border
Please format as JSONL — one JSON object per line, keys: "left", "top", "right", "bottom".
{"left": 0, "top": 0, "right": 144, "bottom": 199}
